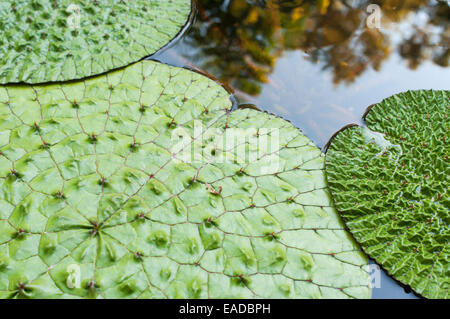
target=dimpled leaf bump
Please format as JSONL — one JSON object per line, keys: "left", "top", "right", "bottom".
{"left": 0, "top": 0, "right": 191, "bottom": 84}
{"left": 326, "top": 90, "right": 449, "bottom": 299}
{"left": 0, "top": 60, "right": 370, "bottom": 299}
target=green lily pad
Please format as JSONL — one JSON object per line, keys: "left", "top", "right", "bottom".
{"left": 325, "top": 90, "right": 449, "bottom": 299}
{"left": 0, "top": 0, "right": 192, "bottom": 84}
{"left": 0, "top": 60, "right": 370, "bottom": 299}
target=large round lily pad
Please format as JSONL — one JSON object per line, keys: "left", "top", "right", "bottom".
{"left": 325, "top": 90, "right": 449, "bottom": 299}
{"left": 0, "top": 0, "right": 192, "bottom": 84}
{"left": 0, "top": 60, "right": 370, "bottom": 299}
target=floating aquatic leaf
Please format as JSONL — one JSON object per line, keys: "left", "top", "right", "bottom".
{"left": 325, "top": 90, "right": 449, "bottom": 299}
{"left": 0, "top": 60, "right": 370, "bottom": 299}
{"left": 0, "top": 0, "right": 192, "bottom": 84}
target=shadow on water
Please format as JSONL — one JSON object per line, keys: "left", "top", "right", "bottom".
{"left": 154, "top": 0, "right": 449, "bottom": 299}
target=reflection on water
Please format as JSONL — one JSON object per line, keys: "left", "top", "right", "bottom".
{"left": 155, "top": 1, "right": 449, "bottom": 298}
{"left": 157, "top": 0, "right": 449, "bottom": 148}
{"left": 157, "top": 0, "right": 449, "bottom": 145}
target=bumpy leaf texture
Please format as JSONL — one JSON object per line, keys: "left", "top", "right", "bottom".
{"left": 0, "top": 0, "right": 192, "bottom": 84}
{"left": 0, "top": 60, "right": 370, "bottom": 299}
{"left": 325, "top": 90, "right": 449, "bottom": 299}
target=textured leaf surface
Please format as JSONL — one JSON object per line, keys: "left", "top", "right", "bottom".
{"left": 325, "top": 90, "right": 449, "bottom": 299}
{"left": 0, "top": 60, "right": 370, "bottom": 299}
{"left": 0, "top": 0, "right": 191, "bottom": 84}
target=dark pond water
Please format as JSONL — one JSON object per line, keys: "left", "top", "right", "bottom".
{"left": 154, "top": 0, "right": 449, "bottom": 299}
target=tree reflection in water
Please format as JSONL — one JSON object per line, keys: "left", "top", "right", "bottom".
{"left": 172, "top": 0, "right": 448, "bottom": 96}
